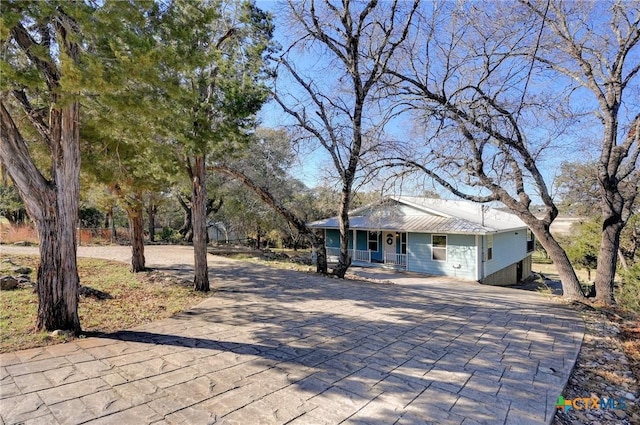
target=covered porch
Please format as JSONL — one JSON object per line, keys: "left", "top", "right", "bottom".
{"left": 324, "top": 228, "right": 408, "bottom": 270}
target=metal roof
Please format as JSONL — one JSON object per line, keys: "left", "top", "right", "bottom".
{"left": 308, "top": 197, "right": 528, "bottom": 235}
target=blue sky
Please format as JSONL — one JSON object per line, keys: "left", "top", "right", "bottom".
{"left": 253, "top": 0, "right": 639, "bottom": 203}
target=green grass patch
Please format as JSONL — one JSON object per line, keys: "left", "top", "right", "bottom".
{"left": 531, "top": 251, "right": 553, "bottom": 264}
{"left": 0, "top": 254, "right": 212, "bottom": 353}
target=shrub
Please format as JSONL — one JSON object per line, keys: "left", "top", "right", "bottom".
{"left": 617, "top": 263, "right": 640, "bottom": 314}
{"left": 79, "top": 207, "right": 104, "bottom": 228}
{"left": 160, "top": 227, "right": 182, "bottom": 243}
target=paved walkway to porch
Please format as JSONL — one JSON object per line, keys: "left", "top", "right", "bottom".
{"left": 0, "top": 245, "right": 583, "bottom": 424}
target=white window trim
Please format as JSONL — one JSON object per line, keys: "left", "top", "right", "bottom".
{"left": 368, "top": 231, "right": 379, "bottom": 252}
{"left": 432, "top": 234, "right": 447, "bottom": 262}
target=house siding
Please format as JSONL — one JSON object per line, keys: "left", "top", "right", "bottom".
{"left": 407, "top": 233, "right": 476, "bottom": 280}
{"left": 483, "top": 231, "right": 528, "bottom": 277}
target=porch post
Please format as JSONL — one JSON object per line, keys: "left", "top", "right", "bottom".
{"left": 405, "top": 232, "right": 409, "bottom": 270}
{"left": 352, "top": 228, "right": 356, "bottom": 261}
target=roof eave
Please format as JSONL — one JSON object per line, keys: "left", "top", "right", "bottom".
{"left": 308, "top": 224, "right": 529, "bottom": 235}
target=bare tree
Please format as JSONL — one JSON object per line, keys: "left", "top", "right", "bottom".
{"left": 522, "top": 0, "right": 640, "bottom": 305}
{"left": 380, "top": 1, "right": 594, "bottom": 299}
{"left": 273, "top": 0, "right": 419, "bottom": 278}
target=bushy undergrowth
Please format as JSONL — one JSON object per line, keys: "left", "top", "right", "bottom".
{"left": 160, "top": 227, "right": 183, "bottom": 243}
{"left": 618, "top": 264, "right": 640, "bottom": 314}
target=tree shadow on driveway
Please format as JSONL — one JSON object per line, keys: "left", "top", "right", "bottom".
{"left": 95, "top": 257, "right": 583, "bottom": 424}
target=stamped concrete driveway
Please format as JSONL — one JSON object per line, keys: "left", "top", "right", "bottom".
{"left": 0, "top": 245, "right": 583, "bottom": 425}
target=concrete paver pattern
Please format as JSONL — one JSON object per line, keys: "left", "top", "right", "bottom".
{"left": 0, "top": 245, "right": 583, "bottom": 424}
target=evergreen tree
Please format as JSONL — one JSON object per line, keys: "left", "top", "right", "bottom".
{"left": 0, "top": 1, "right": 170, "bottom": 331}
{"left": 156, "top": 0, "right": 274, "bottom": 291}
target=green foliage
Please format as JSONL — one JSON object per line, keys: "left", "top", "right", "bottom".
{"left": 0, "top": 185, "right": 27, "bottom": 224}
{"left": 564, "top": 219, "right": 601, "bottom": 280}
{"left": 154, "top": 0, "right": 275, "bottom": 159}
{"left": 78, "top": 207, "right": 104, "bottom": 229}
{"left": 160, "top": 227, "right": 182, "bottom": 243}
{"left": 532, "top": 249, "right": 553, "bottom": 265}
{"left": 555, "top": 162, "right": 600, "bottom": 217}
{"left": 620, "top": 214, "right": 639, "bottom": 266}
{"left": 617, "top": 263, "right": 640, "bottom": 313}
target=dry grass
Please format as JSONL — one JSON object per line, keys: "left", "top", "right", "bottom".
{"left": 0, "top": 254, "right": 212, "bottom": 353}
{"left": 0, "top": 223, "right": 129, "bottom": 245}
{"left": 593, "top": 369, "right": 635, "bottom": 388}
{"left": 0, "top": 224, "right": 38, "bottom": 245}
{"left": 621, "top": 320, "right": 640, "bottom": 389}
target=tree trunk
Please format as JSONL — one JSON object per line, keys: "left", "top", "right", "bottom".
{"left": 192, "top": 155, "right": 209, "bottom": 292}
{"left": 147, "top": 200, "right": 157, "bottom": 243}
{"left": 177, "top": 194, "right": 193, "bottom": 242}
{"left": 256, "top": 225, "right": 262, "bottom": 249}
{"left": 105, "top": 207, "right": 117, "bottom": 242}
{"left": 334, "top": 187, "right": 352, "bottom": 278}
{"left": 595, "top": 216, "right": 622, "bottom": 305}
{"left": 35, "top": 199, "right": 81, "bottom": 332}
{"left": 532, "top": 222, "right": 585, "bottom": 300}
{"left": 0, "top": 102, "right": 82, "bottom": 333}
{"left": 37, "top": 105, "right": 82, "bottom": 332}
{"left": 111, "top": 211, "right": 117, "bottom": 242}
{"left": 127, "top": 194, "right": 146, "bottom": 272}
{"left": 618, "top": 249, "right": 628, "bottom": 272}
{"left": 312, "top": 231, "right": 328, "bottom": 274}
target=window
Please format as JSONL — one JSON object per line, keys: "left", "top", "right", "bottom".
{"left": 368, "top": 231, "right": 379, "bottom": 251}
{"left": 487, "top": 235, "right": 493, "bottom": 261}
{"left": 401, "top": 232, "right": 407, "bottom": 254}
{"left": 432, "top": 235, "right": 447, "bottom": 261}
{"left": 527, "top": 229, "right": 535, "bottom": 252}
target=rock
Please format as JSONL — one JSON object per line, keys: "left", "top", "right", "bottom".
{"left": 51, "top": 329, "right": 71, "bottom": 337}
{"left": 613, "top": 410, "right": 627, "bottom": 420}
{"left": 13, "top": 266, "right": 32, "bottom": 275}
{"left": 0, "top": 276, "right": 19, "bottom": 290}
{"left": 624, "top": 392, "right": 636, "bottom": 401}
{"left": 573, "top": 411, "right": 588, "bottom": 424}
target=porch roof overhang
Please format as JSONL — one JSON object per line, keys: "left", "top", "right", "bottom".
{"left": 308, "top": 214, "right": 525, "bottom": 235}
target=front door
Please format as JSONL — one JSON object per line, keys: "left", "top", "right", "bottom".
{"left": 384, "top": 232, "right": 396, "bottom": 262}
